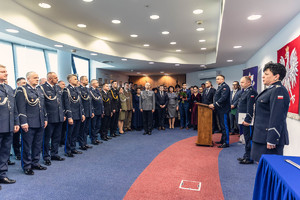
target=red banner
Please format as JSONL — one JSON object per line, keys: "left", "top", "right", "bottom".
{"left": 277, "top": 35, "right": 300, "bottom": 114}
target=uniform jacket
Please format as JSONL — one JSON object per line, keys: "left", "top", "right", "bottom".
{"left": 213, "top": 82, "right": 231, "bottom": 113}
{"left": 78, "top": 85, "right": 94, "bottom": 118}
{"left": 230, "top": 89, "right": 242, "bottom": 108}
{"left": 155, "top": 91, "right": 169, "bottom": 109}
{"left": 16, "top": 84, "right": 47, "bottom": 128}
{"left": 202, "top": 87, "right": 216, "bottom": 105}
{"left": 124, "top": 89, "right": 133, "bottom": 110}
{"left": 62, "top": 85, "right": 84, "bottom": 121}
{"left": 110, "top": 88, "right": 121, "bottom": 112}
{"left": 40, "top": 82, "right": 64, "bottom": 123}
{"left": 237, "top": 86, "right": 257, "bottom": 124}
{"left": 90, "top": 87, "right": 104, "bottom": 116}
{"left": 0, "top": 83, "right": 19, "bottom": 133}
{"left": 139, "top": 90, "right": 155, "bottom": 111}
{"left": 252, "top": 81, "right": 290, "bottom": 145}
{"left": 101, "top": 90, "right": 112, "bottom": 116}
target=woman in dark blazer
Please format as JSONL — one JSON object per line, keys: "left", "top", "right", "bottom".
{"left": 251, "top": 62, "right": 290, "bottom": 162}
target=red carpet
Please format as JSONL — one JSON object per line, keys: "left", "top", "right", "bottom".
{"left": 124, "top": 134, "right": 239, "bottom": 200}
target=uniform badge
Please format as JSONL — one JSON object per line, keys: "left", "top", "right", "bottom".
{"left": 73, "top": 97, "right": 76, "bottom": 99}
{"left": 31, "top": 99, "right": 34, "bottom": 102}
{"left": 278, "top": 96, "right": 284, "bottom": 99}
{"left": 223, "top": 88, "right": 226, "bottom": 90}
{"left": 251, "top": 95, "right": 254, "bottom": 98}
{"left": 276, "top": 85, "right": 281, "bottom": 88}
{"left": 49, "top": 96, "right": 52, "bottom": 98}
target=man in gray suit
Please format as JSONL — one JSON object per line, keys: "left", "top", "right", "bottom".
{"left": 139, "top": 83, "right": 155, "bottom": 135}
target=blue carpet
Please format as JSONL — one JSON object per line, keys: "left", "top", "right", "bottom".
{"left": 1, "top": 128, "right": 197, "bottom": 200}
{"left": 218, "top": 141, "right": 258, "bottom": 200}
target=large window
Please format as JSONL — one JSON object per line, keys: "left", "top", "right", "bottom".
{"left": 15, "top": 45, "right": 47, "bottom": 79}
{"left": 72, "top": 55, "right": 90, "bottom": 80}
{"left": 0, "top": 41, "right": 15, "bottom": 87}
{"left": 45, "top": 50, "right": 58, "bottom": 73}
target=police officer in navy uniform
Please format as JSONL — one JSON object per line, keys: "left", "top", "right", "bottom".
{"left": 62, "top": 74, "right": 85, "bottom": 157}
{"left": 110, "top": 81, "right": 121, "bottom": 137}
{"left": 251, "top": 62, "right": 290, "bottom": 162}
{"left": 101, "top": 83, "right": 113, "bottom": 141}
{"left": 209, "top": 75, "right": 231, "bottom": 148}
{"left": 0, "top": 65, "right": 19, "bottom": 189}
{"left": 16, "top": 71, "right": 48, "bottom": 175}
{"left": 237, "top": 76, "right": 258, "bottom": 164}
{"left": 41, "top": 72, "right": 65, "bottom": 166}
{"left": 90, "top": 79, "right": 104, "bottom": 144}
{"left": 78, "top": 76, "right": 94, "bottom": 150}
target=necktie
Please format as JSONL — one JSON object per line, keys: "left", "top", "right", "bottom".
{"left": 160, "top": 91, "right": 163, "bottom": 96}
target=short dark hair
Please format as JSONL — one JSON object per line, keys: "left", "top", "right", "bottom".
{"left": 206, "top": 80, "right": 212, "bottom": 85}
{"left": 111, "top": 80, "right": 117, "bottom": 84}
{"left": 168, "top": 86, "right": 174, "bottom": 92}
{"left": 182, "top": 82, "right": 186, "bottom": 85}
{"left": 263, "top": 62, "right": 286, "bottom": 80}
{"left": 217, "top": 74, "right": 225, "bottom": 79}
{"left": 201, "top": 83, "right": 205, "bottom": 86}
{"left": 243, "top": 76, "right": 251, "bottom": 83}
{"left": 193, "top": 86, "right": 198, "bottom": 89}
{"left": 124, "top": 82, "right": 128, "bottom": 85}
{"left": 16, "top": 77, "right": 25, "bottom": 83}
{"left": 129, "top": 82, "right": 133, "bottom": 84}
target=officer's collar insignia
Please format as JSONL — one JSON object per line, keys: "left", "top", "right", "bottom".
{"left": 49, "top": 96, "right": 51, "bottom": 98}
{"left": 31, "top": 99, "right": 34, "bottom": 102}
{"left": 73, "top": 97, "right": 76, "bottom": 99}
{"left": 278, "top": 96, "right": 284, "bottom": 99}
{"left": 223, "top": 88, "right": 226, "bottom": 90}
{"left": 276, "top": 85, "right": 281, "bottom": 88}
{"left": 251, "top": 95, "right": 255, "bottom": 98}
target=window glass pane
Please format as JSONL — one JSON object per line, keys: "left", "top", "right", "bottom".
{"left": 15, "top": 45, "right": 47, "bottom": 80}
{"left": 46, "top": 51, "right": 58, "bottom": 73}
{"left": 73, "top": 56, "right": 89, "bottom": 80}
{"left": 0, "top": 41, "right": 15, "bottom": 88}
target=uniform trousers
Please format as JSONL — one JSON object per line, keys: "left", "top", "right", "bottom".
{"left": 241, "top": 125, "right": 253, "bottom": 160}
{"left": 157, "top": 107, "right": 166, "bottom": 128}
{"left": 217, "top": 111, "right": 230, "bottom": 145}
{"left": 65, "top": 120, "right": 81, "bottom": 154}
{"left": 101, "top": 115, "right": 111, "bottom": 138}
{"left": 21, "top": 127, "right": 44, "bottom": 170}
{"left": 13, "top": 131, "right": 21, "bottom": 157}
{"left": 78, "top": 117, "right": 91, "bottom": 147}
{"left": 60, "top": 121, "right": 67, "bottom": 145}
{"left": 124, "top": 110, "right": 132, "bottom": 129}
{"left": 91, "top": 115, "right": 102, "bottom": 142}
{"left": 143, "top": 110, "right": 153, "bottom": 133}
{"left": 0, "top": 132, "right": 13, "bottom": 178}
{"left": 179, "top": 103, "right": 189, "bottom": 128}
{"left": 43, "top": 122, "right": 63, "bottom": 160}
{"left": 110, "top": 112, "right": 119, "bottom": 135}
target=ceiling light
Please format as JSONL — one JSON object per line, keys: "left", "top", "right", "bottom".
{"left": 199, "top": 39, "right": 206, "bottom": 43}
{"left": 227, "top": 59, "right": 233, "bottom": 62}
{"left": 130, "top": 69, "right": 134, "bottom": 72}
{"left": 201, "top": 48, "right": 207, "bottom": 50}
{"left": 160, "top": 71, "right": 164, "bottom": 73}
{"left": 193, "top": 9, "right": 203, "bottom": 15}
{"left": 90, "top": 53, "right": 97, "bottom": 56}
{"left": 137, "top": 72, "right": 141, "bottom": 74}
{"left": 176, "top": 49, "right": 182, "bottom": 52}
{"left": 175, "top": 63, "right": 180, "bottom": 66}
{"left": 112, "top": 20, "right": 121, "bottom": 24}
{"left": 5, "top": 29, "right": 19, "bottom": 33}
{"left": 143, "top": 74, "right": 147, "bottom": 76}
{"left": 233, "top": 45, "right": 242, "bottom": 49}
{"left": 247, "top": 15, "right": 262, "bottom": 21}
{"left": 82, "top": 0, "right": 94, "bottom": 2}
{"left": 149, "top": 62, "right": 154, "bottom": 64}
{"left": 54, "top": 44, "right": 63, "bottom": 48}
{"left": 143, "top": 44, "right": 150, "bottom": 47}
{"left": 150, "top": 15, "right": 160, "bottom": 20}
{"left": 165, "top": 74, "right": 169, "bottom": 76}
{"left": 38, "top": 3, "right": 51, "bottom": 8}
{"left": 170, "top": 42, "right": 176, "bottom": 45}
{"left": 77, "top": 24, "right": 87, "bottom": 28}
{"left": 121, "top": 58, "right": 127, "bottom": 61}
{"left": 162, "top": 31, "right": 169, "bottom": 35}
{"left": 130, "top": 34, "right": 138, "bottom": 38}
{"left": 196, "top": 27, "right": 205, "bottom": 31}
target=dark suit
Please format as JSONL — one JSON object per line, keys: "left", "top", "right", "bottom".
{"left": 101, "top": 90, "right": 112, "bottom": 139}
{"left": 251, "top": 82, "right": 290, "bottom": 162}
{"left": 78, "top": 85, "right": 93, "bottom": 147}
{"left": 155, "top": 91, "right": 169, "bottom": 128}
{"left": 179, "top": 89, "right": 191, "bottom": 128}
{"left": 229, "top": 89, "right": 242, "bottom": 133}
{"left": 90, "top": 87, "right": 104, "bottom": 143}
{"left": 237, "top": 86, "right": 257, "bottom": 160}
{"left": 16, "top": 84, "right": 47, "bottom": 170}
{"left": 213, "top": 82, "right": 231, "bottom": 145}
{"left": 110, "top": 88, "right": 121, "bottom": 136}
{"left": 62, "top": 85, "right": 84, "bottom": 154}
{"left": 202, "top": 87, "right": 217, "bottom": 132}
{"left": 41, "top": 82, "right": 65, "bottom": 161}
{"left": 0, "top": 83, "right": 19, "bottom": 179}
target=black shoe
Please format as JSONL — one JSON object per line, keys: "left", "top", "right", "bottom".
{"left": 24, "top": 169, "right": 34, "bottom": 175}
{"left": 239, "top": 159, "right": 254, "bottom": 164}
{"left": 32, "top": 165, "right": 47, "bottom": 170}
{"left": 79, "top": 146, "right": 87, "bottom": 151}
{"left": 111, "top": 134, "right": 116, "bottom": 137}
{"left": 7, "top": 160, "right": 15, "bottom": 165}
{"left": 237, "top": 157, "right": 244, "bottom": 162}
{"left": 15, "top": 155, "right": 21, "bottom": 160}
{"left": 44, "top": 160, "right": 51, "bottom": 166}
{"left": 158, "top": 127, "right": 161, "bottom": 130}
{"left": 101, "top": 137, "right": 108, "bottom": 141}
{"left": 218, "top": 143, "right": 229, "bottom": 148}
{"left": 115, "top": 134, "right": 120, "bottom": 136}
{"left": 106, "top": 136, "right": 112, "bottom": 140}
{"left": 65, "top": 153, "right": 74, "bottom": 157}
{"left": 95, "top": 140, "right": 103, "bottom": 144}
{"left": 143, "top": 132, "right": 147, "bottom": 135}
{"left": 0, "top": 185, "right": 1, "bottom": 190}
{"left": 215, "top": 141, "right": 223, "bottom": 144}
{"left": 0, "top": 177, "right": 16, "bottom": 184}
{"left": 85, "top": 144, "right": 93, "bottom": 148}
{"left": 71, "top": 150, "right": 83, "bottom": 154}
{"left": 51, "top": 156, "right": 65, "bottom": 161}
{"left": 162, "top": 127, "right": 165, "bottom": 130}
{"left": 148, "top": 132, "right": 152, "bottom": 135}
{"left": 92, "top": 141, "right": 99, "bottom": 145}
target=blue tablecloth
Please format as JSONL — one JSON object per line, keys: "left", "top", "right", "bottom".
{"left": 253, "top": 155, "right": 300, "bottom": 200}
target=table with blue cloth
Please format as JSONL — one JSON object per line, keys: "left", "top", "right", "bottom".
{"left": 253, "top": 155, "right": 300, "bottom": 200}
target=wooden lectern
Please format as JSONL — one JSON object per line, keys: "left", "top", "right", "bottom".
{"left": 196, "top": 103, "right": 213, "bottom": 146}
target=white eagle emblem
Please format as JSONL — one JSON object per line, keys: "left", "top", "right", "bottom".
{"left": 280, "top": 46, "right": 298, "bottom": 104}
